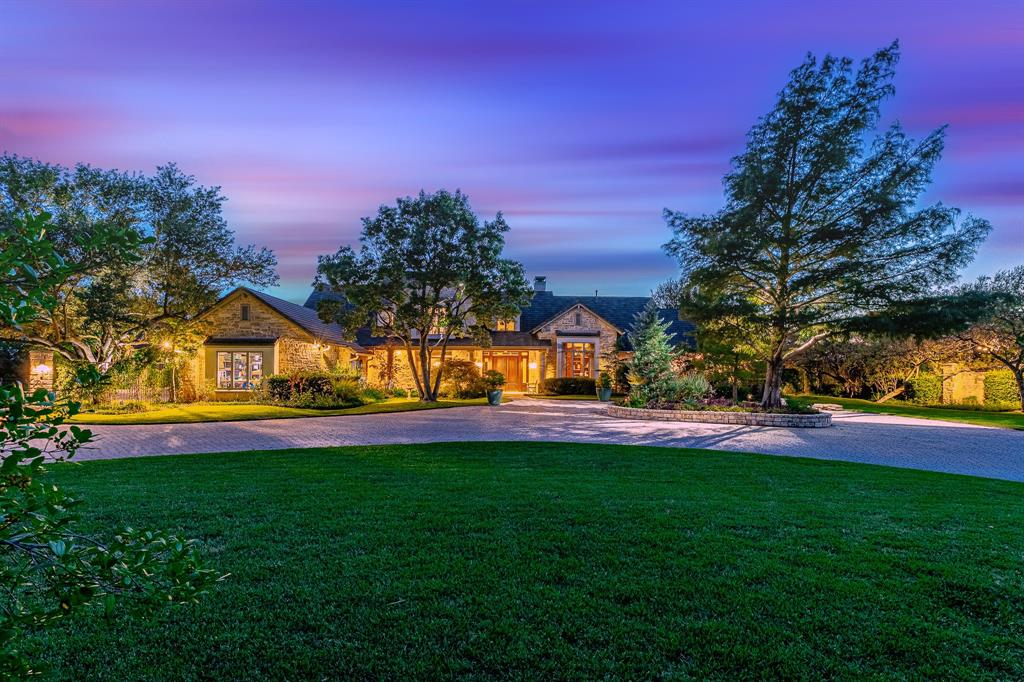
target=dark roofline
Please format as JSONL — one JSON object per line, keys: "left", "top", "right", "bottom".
{"left": 207, "top": 287, "right": 370, "bottom": 354}
{"left": 528, "top": 301, "right": 623, "bottom": 334}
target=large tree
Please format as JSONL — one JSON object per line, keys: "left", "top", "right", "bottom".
{"left": 663, "top": 42, "right": 990, "bottom": 407}
{"left": 956, "top": 266, "right": 1024, "bottom": 410}
{"left": 0, "top": 155, "right": 278, "bottom": 370}
{"left": 316, "top": 190, "right": 532, "bottom": 401}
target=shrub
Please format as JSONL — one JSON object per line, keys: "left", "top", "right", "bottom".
{"left": 906, "top": 373, "right": 942, "bottom": 404}
{"left": 360, "top": 386, "right": 387, "bottom": 402}
{"left": 265, "top": 372, "right": 334, "bottom": 402}
{"left": 597, "top": 372, "right": 613, "bottom": 390}
{"left": 669, "top": 371, "right": 712, "bottom": 404}
{"left": 541, "top": 377, "right": 596, "bottom": 395}
{"left": 984, "top": 370, "right": 1020, "bottom": 406}
{"left": 439, "top": 359, "right": 487, "bottom": 398}
{"left": 481, "top": 370, "right": 505, "bottom": 390}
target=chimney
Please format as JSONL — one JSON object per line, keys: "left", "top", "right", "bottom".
{"left": 533, "top": 276, "right": 547, "bottom": 293}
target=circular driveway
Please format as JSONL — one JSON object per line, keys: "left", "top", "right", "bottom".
{"left": 74, "top": 399, "right": 1024, "bottom": 482}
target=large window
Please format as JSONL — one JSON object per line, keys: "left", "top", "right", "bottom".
{"left": 563, "top": 342, "right": 594, "bottom": 378}
{"left": 217, "top": 351, "right": 264, "bottom": 390}
{"left": 495, "top": 318, "right": 516, "bottom": 331}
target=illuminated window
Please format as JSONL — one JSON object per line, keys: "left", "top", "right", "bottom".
{"left": 563, "top": 342, "right": 594, "bottom": 378}
{"left": 496, "top": 318, "right": 516, "bottom": 331}
{"left": 216, "top": 351, "right": 264, "bottom": 389}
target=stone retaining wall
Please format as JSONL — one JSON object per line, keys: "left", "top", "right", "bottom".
{"left": 607, "top": 404, "right": 832, "bottom": 428}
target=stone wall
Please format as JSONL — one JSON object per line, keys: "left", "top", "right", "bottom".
{"left": 607, "top": 404, "right": 832, "bottom": 428}
{"left": 533, "top": 305, "right": 620, "bottom": 378}
{"left": 202, "top": 291, "right": 312, "bottom": 349}
{"left": 0, "top": 345, "right": 54, "bottom": 393}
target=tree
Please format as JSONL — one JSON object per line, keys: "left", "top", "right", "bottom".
{"left": 957, "top": 266, "right": 1024, "bottom": 410}
{"left": 663, "top": 42, "right": 990, "bottom": 407}
{"left": 316, "top": 190, "right": 532, "bottom": 401}
{"left": 625, "top": 301, "right": 680, "bottom": 406}
{"left": 0, "top": 155, "right": 277, "bottom": 371}
{"left": 1, "top": 212, "right": 220, "bottom": 678}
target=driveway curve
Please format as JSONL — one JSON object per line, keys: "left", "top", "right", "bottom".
{"left": 73, "top": 399, "right": 1024, "bottom": 482}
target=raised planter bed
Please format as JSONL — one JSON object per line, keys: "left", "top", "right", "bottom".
{"left": 607, "top": 404, "right": 832, "bottom": 428}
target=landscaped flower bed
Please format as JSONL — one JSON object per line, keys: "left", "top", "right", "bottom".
{"left": 608, "top": 404, "right": 832, "bottom": 428}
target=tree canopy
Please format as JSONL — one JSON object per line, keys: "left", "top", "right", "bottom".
{"left": 663, "top": 42, "right": 990, "bottom": 407}
{"left": 316, "top": 189, "right": 532, "bottom": 401}
{"left": 0, "top": 155, "right": 278, "bottom": 370}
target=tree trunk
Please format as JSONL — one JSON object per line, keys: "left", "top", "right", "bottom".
{"left": 1014, "top": 368, "right": 1024, "bottom": 413}
{"left": 761, "top": 355, "right": 784, "bottom": 408}
{"left": 418, "top": 342, "right": 437, "bottom": 402}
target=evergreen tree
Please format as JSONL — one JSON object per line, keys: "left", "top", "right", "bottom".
{"left": 626, "top": 302, "right": 678, "bottom": 406}
{"left": 663, "top": 43, "right": 989, "bottom": 407}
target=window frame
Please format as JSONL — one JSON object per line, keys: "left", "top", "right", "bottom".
{"left": 216, "top": 350, "right": 264, "bottom": 390}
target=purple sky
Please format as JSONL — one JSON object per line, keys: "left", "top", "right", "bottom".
{"left": 2, "top": 1, "right": 1022, "bottom": 302}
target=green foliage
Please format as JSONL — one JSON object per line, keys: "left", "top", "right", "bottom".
{"left": 0, "top": 155, "right": 277, "bottom": 370}
{"left": 597, "top": 372, "right": 613, "bottom": 390}
{"left": 439, "top": 359, "right": 486, "bottom": 398}
{"left": 263, "top": 372, "right": 365, "bottom": 408}
{"left": 905, "top": 373, "right": 943, "bottom": 404}
{"left": 540, "top": 377, "right": 597, "bottom": 395}
{"left": 0, "top": 212, "right": 219, "bottom": 678}
{"left": 669, "top": 371, "right": 712, "bottom": 405}
{"left": 316, "top": 189, "right": 532, "bottom": 401}
{"left": 984, "top": 370, "right": 1020, "bottom": 407}
{"left": 958, "top": 267, "right": 1024, "bottom": 410}
{"left": 664, "top": 43, "right": 989, "bottom": 407}
{"left": 626, "top": 302, "right": 679, "bottom": 406}
{"left": 481, "top": 370, "right": 505, "bottom": 390}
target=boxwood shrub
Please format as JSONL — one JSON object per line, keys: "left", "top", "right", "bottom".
{"left": 905, "top": 373, "right": 942, "bottom": 404}
{"left": 541, "top": 377, "right": 596, "bottom": 395}
{"left": 984, "top": 370, "right": 1020, "bottom": 406}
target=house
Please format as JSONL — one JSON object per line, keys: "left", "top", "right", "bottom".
{"left": 191, "top": 276, "right": 694, "bottom": 396}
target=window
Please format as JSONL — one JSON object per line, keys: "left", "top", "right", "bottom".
{"left": 216, "top": 351, "right": 264, "bottom": 389}
{"left": 496, "top": 318, "right": 516, "bottom": 331}
{"left": 563, "top": 342, "right": 594, "bottom": 378}
{"left": 574, "top": 310, "right": 582, "bottom": 326}
{"left": 240, "top": 304, "right": 250, "bottom": 321}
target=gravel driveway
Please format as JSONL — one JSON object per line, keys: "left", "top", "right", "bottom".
{"left": 72, "top": 399, "right": 1024, "bottom": 482}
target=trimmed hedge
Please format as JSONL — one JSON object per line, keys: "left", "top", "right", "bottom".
{"left": 906, "top": 373, "right": 942, "bottom": 404}
{"left": 541, "top": 377, "right": 596, "bottom": 395}
{"left": 265, "top": 372, "right": 334, "bottom": 401}
{"left": 985, "top": 370, "right": 1020, "bottom": 406}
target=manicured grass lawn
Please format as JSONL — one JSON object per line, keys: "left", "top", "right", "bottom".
{"left": 70, "top": 397, "right": 496, "bottom": 425}
{"left": 35, "top": 442, "right": 1024, "bottom": 679}
{"left": 801, "top": 394, "right": 1024, "bottom": 430}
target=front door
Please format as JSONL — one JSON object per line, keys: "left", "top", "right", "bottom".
{"left": 483, "top": 351, "right": 527, "bottom": 391}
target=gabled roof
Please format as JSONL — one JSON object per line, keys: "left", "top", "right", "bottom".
{"left": 520, "top": 291, "right": 694, "bottom": 349}
{"left": 213, "top": 287, "right": 368, "bottom": 353}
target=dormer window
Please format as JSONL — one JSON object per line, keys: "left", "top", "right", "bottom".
{"left": 496, "top": 319, "right": 516, "bottom": 331}
{"left": 240, "top": 304, "right": 250, "bottom": 321}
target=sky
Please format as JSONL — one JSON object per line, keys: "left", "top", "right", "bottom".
{"left": 1, "top": 1, "right": 1022, "bottom": 302}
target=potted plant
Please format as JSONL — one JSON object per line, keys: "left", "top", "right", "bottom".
{"left": 596, "top": 371, "right": 613, "bottom": 402}
{"left": 482, "top": 370, "right": 505, "bottom": 406}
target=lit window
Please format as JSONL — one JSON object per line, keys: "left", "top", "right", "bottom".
{"left": 216, "top": 351, "right": 263, "bottom": 389}
{"left": 240, "top": 304, "right": 250, "bottom": 321}
{"left": 496, "top": 318, "right": 516, "bottom": 331}
{"left": 563, "top": 342, "right": 593, "bottom": 378}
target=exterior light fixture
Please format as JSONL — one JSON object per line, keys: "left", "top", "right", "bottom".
{"left": 474, "top": 361, "right": 483, "bottom": 368}
{"left": 33, "top": 364, "right": 52, "bottom": 374}
{"left": 528, "top": 362, "right": 538, "bottom": 369}
{"left": 161, "top": 340, "right": 173, "bottom": 350}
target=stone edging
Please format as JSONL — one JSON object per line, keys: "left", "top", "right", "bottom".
{"left": 607, "top": 404, "right": 832, "bottom": 428}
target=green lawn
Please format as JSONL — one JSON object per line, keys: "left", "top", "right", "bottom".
{"left": 69, "top": 397, "right": 496, "bottom": 425}
{"left": 35, "top": 442, "right": 1024, "bottom": 680}
{"left": 801, "top": 394, "right": 1024, "bottom": 430}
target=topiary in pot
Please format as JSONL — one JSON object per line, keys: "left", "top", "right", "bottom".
{"left": 482, "top": 370, "right": 505, "bottom": 406}
{"left": 596, "top": 371, "right": 613, "bottom": 401}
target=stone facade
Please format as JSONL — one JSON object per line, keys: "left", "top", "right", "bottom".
{"left": 607, "top": 404, "right": 832, "bottom": 428}
{"left": 533, "top": 304, "right": 619, "bottom": 378}
{"left": 0, "top": 345, "right": 55, "bottom": 393}
{"left": 196, "top": 290, "right": 360, "bottom": 398}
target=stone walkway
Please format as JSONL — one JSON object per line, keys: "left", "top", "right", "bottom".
{"left": 72, "top": 399, "right": 1024, "bottom": 482}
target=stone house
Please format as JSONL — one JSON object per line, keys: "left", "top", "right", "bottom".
{"left": 193, "top": 277, "right": 694, "bottom": 395}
